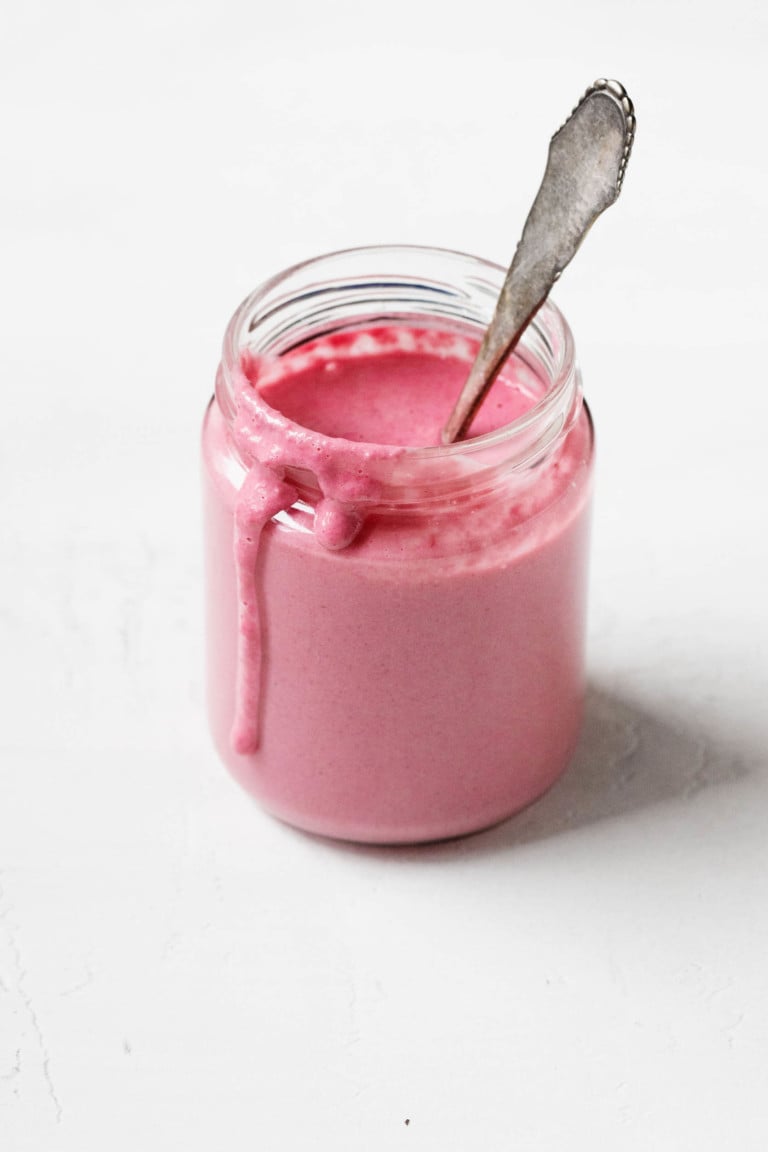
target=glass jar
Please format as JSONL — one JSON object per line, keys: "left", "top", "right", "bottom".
{"left": 202, "top": 246, "right": 594, "bottom": 843}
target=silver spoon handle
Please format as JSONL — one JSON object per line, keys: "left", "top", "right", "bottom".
{"left": 442, "top": 79, "right": 635, "bottom": 444}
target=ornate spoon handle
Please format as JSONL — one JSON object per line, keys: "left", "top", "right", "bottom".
{"left": 442, "top": 79, "right": 635, "bottom": 444}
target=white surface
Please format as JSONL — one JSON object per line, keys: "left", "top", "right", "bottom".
{"left": 2, "top": 2, "right": 768, "bottom": 1148}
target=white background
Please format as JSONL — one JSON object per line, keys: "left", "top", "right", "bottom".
{"left": 2, "top": 1, "right": 767, "bottom": 1148}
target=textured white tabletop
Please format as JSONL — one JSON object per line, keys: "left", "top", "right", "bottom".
{"left": 3, "top": 2, "right": 767, "bottom": 1148}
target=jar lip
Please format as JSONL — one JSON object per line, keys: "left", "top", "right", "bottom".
{"left": 222, "top": 243, "right": 578, "bottom": 462}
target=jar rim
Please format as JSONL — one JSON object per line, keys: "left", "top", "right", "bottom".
{"left": 220, "top": 244, "right": 579, "bottom": 468}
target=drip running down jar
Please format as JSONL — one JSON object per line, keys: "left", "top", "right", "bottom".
{"left": 202, "top": 246, "right": 594, "bottom": 844}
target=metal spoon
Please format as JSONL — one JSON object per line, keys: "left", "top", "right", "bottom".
{"left": 441, "top": 79, "right": 635, "bottom": 444}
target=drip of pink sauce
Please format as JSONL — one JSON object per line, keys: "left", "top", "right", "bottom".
{"left": 229, "top": 326, "right": 543, "bottom": 753}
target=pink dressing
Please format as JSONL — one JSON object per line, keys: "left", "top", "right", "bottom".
{"left": 229, "top": 326, "right": 548, "bottom": 753}
{"left": 253, "top": 326, "right": 539, "bottom": 446}
{"left": 203, "top": 317, "right": 593, "bottom": 842}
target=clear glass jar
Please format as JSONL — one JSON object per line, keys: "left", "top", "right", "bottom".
{"left": 202, "top": 246, "right": 594, "bottom": 843}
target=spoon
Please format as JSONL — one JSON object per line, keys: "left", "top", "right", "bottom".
{"left": 441, "top": 78, "right": 635, "bottom": 444}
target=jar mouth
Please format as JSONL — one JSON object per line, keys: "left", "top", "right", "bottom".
{"left": 220, "top": 245, "right": 579, "bottom": 467}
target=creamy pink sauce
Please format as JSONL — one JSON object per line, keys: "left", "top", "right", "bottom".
{"left": 254, "top": 326, "right": 539, "bottom": 446}
{"left": 203, "top": 323, "right": 593, "bottom": 841}
{"left": 231, "top": 327, "right": 546, "bottom": 752}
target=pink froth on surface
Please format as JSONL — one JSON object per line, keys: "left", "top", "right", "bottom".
{"left": 252, "top": 326, "right": 539, "bottom": 446}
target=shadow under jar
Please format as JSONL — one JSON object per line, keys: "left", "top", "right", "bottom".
{"left": 202, "top": 245, "right": 594, "bottom": 844}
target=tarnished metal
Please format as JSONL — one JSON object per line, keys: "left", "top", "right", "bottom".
{"left": 442, "top": 79, "right": 635, "bottom": 444}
